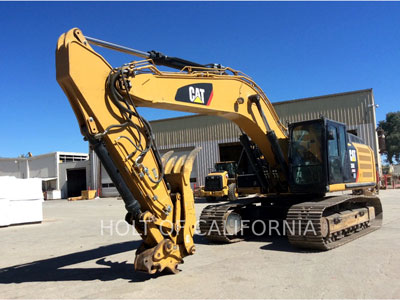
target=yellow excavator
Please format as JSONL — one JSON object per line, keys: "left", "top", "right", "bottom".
{"left": 56, "top": 28, "right": 382, "bottom": 274}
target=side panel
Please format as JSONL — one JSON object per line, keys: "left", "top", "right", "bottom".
{"left": 347, "top": 142, "right": 358, "bottom": 182}
{"left": 353, "top": 143, "right": 376, "bottom": 184}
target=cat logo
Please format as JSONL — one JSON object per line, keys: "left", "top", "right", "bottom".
{"left": 175, "top": 83, "right": 213, "bottom": 106}
{"left": 349, "top": 149, "right": 357, "bottom": 162}
{"left": 189, "top": 86, "right": 206, "bottom": 104}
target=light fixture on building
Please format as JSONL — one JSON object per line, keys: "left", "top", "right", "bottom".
{"left": 368, "top": 103, "right": 379, "bottom": 108}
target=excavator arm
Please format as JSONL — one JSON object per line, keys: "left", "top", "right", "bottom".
{"left": 56, "top": 28, "right": 289, "bottom": 274}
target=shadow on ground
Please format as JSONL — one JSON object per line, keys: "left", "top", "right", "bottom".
{"left": 193, "top": 233, "right": 211, "bottom": 245}
{"left": 0, "top": 241, "right": 165, "bottom": 284}
{"left": 195, "top": 233, "right": 317, "bottom": 254}
{"left": 0, "top": 236, "right": 317, "bottom": 285}
{"left": 250, "top": 236, "right": 316, "bottom": 253}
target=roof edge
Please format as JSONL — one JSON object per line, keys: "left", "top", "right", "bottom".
{"left": 272, "top": 88, "right": 373, "bottom": 105}
{"left": 0, "top": 151, "right": 88, "bottom": 161}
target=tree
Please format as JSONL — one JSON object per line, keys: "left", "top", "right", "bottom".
{"left": 378, "top": 111, "right": 400, "bottom": 164}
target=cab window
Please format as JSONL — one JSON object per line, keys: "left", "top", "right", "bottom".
{"left": 290, "top": 122, "right": 323, "bottom": 186}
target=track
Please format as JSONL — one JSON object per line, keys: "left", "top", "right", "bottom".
{"left": 286, "top": 195, "right": 383, "bottom": 250}
{"left": 199, "top": 198, "right": 257, "bottom": 243}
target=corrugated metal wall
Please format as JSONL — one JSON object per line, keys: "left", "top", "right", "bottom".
{"left": 273, "top": 89, "right": 379, "bottom": 157}
{"left": 150, "top": 89, "right": 380, "bottom": 186}
{"left": 151, "top": 115, "right": 242, "bottom": 186}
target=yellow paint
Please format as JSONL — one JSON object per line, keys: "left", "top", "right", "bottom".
{"left": 328, "top": 183, "right": 346, "bottom": 192}
{"left": 353, "top": 142, "right": 376, "bottom": 183}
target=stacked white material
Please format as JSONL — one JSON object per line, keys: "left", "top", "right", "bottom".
{"left": 0, "top": 185, "right": 9, "bottom": 226}
{"left": 47, "top": 189, "right": 61, "bottom": 200}
{"left": 0, "top": 176, "right": 43, "bottom": 226}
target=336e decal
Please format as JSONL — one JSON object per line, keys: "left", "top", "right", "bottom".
{"left": 175, "top": 83, "right": 213, "bottom": 106}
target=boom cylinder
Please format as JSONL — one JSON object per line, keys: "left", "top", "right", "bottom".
{"left": 85, "top": 36, "right": 150, "bottom": 58}
{"left": 90, "top": 138, "right": 142, "bottom": 219}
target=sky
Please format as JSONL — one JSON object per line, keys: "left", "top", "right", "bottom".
{"left": 0, "top": 1, "right": 399, "bottom": 158}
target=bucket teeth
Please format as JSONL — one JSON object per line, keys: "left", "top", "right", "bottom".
{"left": 164, "top": 147, "right": 201, "bottom": 181}
{"left": 183, "top": 147, "right": 201, "bottom": 175}
{"left": 161, "top": 150, "right": 174, "bottom": 166}
{"left": 164, "top": 156, "right": 177, "bottom": 174}
{"left": 173, "top": 155, "right": 187, "bottom": 174}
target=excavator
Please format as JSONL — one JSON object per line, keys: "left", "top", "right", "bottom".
{"left": 56, "top": 28, "right": 382, "bottom": 274}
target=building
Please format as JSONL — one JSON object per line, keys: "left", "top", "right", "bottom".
{"left": 0, "top": 152, "right": 90, "bottom": 199}
{"left": 0, "top": 90, "right": 380, "bottom": 198}
{"left": 1, "top": 89, "right": 379, "bottom": 198}
{"left": 94, "top": 88, "right": 381, "bottom": 196}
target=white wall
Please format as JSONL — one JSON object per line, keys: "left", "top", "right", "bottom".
{"left": 0, "top": 160, "right": 25, "bottom": 178}
{"left": 28, "top": 154, "right": 57, "bottom": 179}
{"left": 0, "top": 154, "right": 56, "bottom": 179}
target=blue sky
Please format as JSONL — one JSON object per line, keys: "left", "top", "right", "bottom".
{"left": 0, "top": 1, "right": 399, "bottom": 157}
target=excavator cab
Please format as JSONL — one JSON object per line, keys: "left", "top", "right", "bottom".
{"left": 289, "top": 119, "right": 325, "bottom": 194}
{"left": 288, "top": 118, "right": 355, "bottom": 195}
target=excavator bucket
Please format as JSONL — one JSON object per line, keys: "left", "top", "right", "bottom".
{"left": 163, "top": 147, "right": 201, "bottom": 186}
{"left": 134, "top": 147, "right": 201, "bottom": 274}
{"left": 163, "top": 147, "right": 201, "bottom": 253}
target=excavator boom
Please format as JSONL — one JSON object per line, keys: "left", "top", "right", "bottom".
{"left": 57, "top": 29, "right": 202, "bottom": 274}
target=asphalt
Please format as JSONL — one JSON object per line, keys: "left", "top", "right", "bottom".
{"left": 1, "top": 189, "right": 399, "bottom": 299}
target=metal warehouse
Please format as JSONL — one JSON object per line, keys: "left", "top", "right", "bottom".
{"left": 0, "top": 89, "right": 380, "bottom": 198}
{"left": 94, "top": 88, "right": 380, "bottom": 196}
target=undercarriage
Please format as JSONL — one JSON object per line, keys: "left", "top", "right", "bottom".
{"left": 199, "top": 194, "right": 382, "bottom": 250}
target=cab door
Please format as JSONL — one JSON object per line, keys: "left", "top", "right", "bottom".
{"left": 327, "top": 122, "right": 351, "bottom": 184}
